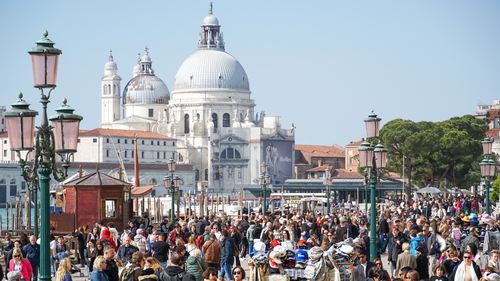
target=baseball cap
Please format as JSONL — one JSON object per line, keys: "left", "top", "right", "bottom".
{"left": 295, "top": 249, "right": 308, "bottom": 263}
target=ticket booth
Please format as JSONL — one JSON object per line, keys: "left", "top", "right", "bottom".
{"left": 56, "top": 170, "right": 133, "bottom": 232}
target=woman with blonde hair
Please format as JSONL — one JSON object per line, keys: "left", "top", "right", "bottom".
{"left": 56, "top": 258, "right": 72, "bottom": 281}
{"left": 91, "top": 256, "right": 109, "bottom": 281}
{"left": 9, "top": 248, "right": 32, "bottom": 281}
{"left": 144, "top": 257, "right": 168, "bottom": 281}
{"left": 186, "top": 235, "right": 198, "bottom": 254}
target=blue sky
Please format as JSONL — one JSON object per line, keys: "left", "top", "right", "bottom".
{"left": 1, "top": 1, "right": 499, "bottom": 147}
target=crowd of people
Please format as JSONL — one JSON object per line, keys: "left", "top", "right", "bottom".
{"left": 1, "top": 193, "right": 500, "bottom": 281}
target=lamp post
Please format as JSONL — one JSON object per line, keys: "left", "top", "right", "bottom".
{"left": 163, "top": 158, "right": 180, "bottom": 229}
{"left": 480, "top": 137, "right": 496, "bottom": 214}
{"left": 4, "top": 31, "right": 83, "bottom": 281}
{"left": 323, "top": 167, "right": 332, "bottom": 215}
{"left": 358, "top": 111, "right": 387, "bottom": 260}
{"left": 259, "top": 162, "right": 270, "bottom": 215}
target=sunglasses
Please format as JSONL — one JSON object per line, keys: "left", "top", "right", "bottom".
{"left": 463, "top": 256, "right": 471, "bottom": 259}
{"left": 14, "top": 255, "right": 20, "bottom": 258}
{"left": 233, "top": 271, "right": 242, "bottom": 275}
{"left": 376, "top": 263, "right": 382, "bottom": 265}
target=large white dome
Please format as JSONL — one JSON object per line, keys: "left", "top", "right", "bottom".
{"left": 123, "top": 74, "right": 169, "bottom": 104}
{"left": 173, "top": 50, "right": 250, "bottom": 92}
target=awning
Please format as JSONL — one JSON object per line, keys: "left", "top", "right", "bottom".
{"left": 131, "top": 185, "right": 154, "bottom": 198}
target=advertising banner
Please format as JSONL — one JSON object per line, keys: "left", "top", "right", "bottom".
{"left": 262, "top": 140, "right": 293, "bottom": 183}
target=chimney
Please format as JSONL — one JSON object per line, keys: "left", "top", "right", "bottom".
{"left": 318, "top": 159, "right": 323, "bottom": 167}
{"left": 78, "top": 165, "right": 82, "bottom": 178}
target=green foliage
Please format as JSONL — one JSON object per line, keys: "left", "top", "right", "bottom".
{"left": 492, "top": 177, "right": 500, "bottom": 203}
{"left": 379, "top": 115, "right": 489, "bottom": 189}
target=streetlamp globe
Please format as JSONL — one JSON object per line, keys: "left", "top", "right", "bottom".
{"left": 28, "top": 30, "right": 62, "bottom": 88}
{"left": 364, "top": 110, "right": 381, "bottom": 138}
{"left": 480, "top": 158, "right": 496, "bottom": 178}
{"left": 358, "top": 141, "right": 374, "bottom": 169}
{"left": 374, "top": 142, "right": 388, "bottom": 169}
{"left": 4, "top": 93, "right": 38, "bottom": 154}
{"left": 483, "top": 137, "right": 494, "bottom": 155}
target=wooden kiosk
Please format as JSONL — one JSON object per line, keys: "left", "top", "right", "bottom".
{"left": 51, "top": 170, "right": 132, "bottom": 232}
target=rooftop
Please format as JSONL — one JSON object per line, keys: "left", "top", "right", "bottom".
{"left": 295, "top": 144, "right": 344, "bottom": 158}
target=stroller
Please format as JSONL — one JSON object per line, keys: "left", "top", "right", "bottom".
{"left": 69, "top": 260, "right": 85, "bottom": 277}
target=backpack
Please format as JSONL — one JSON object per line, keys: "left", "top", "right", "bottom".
{"left": 121, "top": 266, "right": 140, "bottom": 281}
{"left": 472, "top": 200, "right": 479, "bottom": 210}
{"left": 164, "top": 272, "right": 184, "bottom": 281}
{"left": 253, "top": 226, "right": 262, "bottom": 240}
{"left": 99, "top": 238, "right": 110, "bottom": 246}
{"left": 196, "top": 234, "right": 204, "bottom": 249}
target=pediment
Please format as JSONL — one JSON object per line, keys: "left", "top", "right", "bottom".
{"left": 216, "top": 134, "right": 249, "bottom": 145}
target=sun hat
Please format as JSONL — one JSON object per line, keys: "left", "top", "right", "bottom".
{"left": 481, "top": 214, "right": 493, "bottom": 224}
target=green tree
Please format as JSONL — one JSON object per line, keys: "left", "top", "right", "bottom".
{"left": 379, "top": 115, "right": 488, "bottom": 191}
{"left": 491, "top": 177, "right": 500, "bottom": 203}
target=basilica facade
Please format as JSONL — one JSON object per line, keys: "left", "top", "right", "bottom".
{"left": 101, "top": 8, "right": 295, "bottom": 195}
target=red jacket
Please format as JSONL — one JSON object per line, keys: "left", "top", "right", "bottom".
{"left": 169, "top": 230, "right": 187, "bottom": 246}
{"left": 9, "top": 259, "right": 33, "bottom": 281}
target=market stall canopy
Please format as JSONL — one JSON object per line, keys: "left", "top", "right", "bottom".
{"left": 131, "top": 185, "right": 154, "bottom": 198}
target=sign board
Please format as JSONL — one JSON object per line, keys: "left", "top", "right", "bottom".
{"left": 208, "top": 188, "right": 215, "bottom": 194}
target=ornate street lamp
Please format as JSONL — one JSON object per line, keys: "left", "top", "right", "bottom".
{"left": 4, "top": 31, "right": 82, "bottom": 281}
{"left": 480, "top": 137, "right": 496, "bottom": 214}
{"left": 323, "top": 167, "right": 332, "bottom": 215}
{"left": 259, "top": 162, "right": 271, "bottom": 215}
{"left": 358, "top": 110, "right": 387, "bottom": 260}
{"left": 163, "top": 157, "right": 180, "bottom": 229}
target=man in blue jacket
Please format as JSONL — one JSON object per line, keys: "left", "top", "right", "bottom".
{"left": 219, "top": 230, "right": 234, "bottom": 281}
{"left": 23, "top": 235, "right": 40, "bottom": 281}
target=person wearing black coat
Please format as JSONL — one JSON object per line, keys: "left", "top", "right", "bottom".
{"left": 387, "top": 227, "right": 407, "bottom": 276}
{"left": 415, "top": 246, "right": 429, "bottom": 280}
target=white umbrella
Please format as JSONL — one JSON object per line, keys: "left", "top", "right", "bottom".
{"left": 416, "top": 187, "right": 442, "bottom": 194}
{"left": 460, "top": 189, "right": 474, "bottom": 196}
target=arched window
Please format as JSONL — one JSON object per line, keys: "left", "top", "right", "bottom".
{"left": 178, "top": 153, "right": 184, "bottom": 162}
{"left": 184, "top": 114, "right": 190, "bottom": 134}
{"left": 223, "top": 113, "right": 230, "bottom": 127}
{"left": 212, "top": 113, "right": 218, "bottom": 129}
{"left": 220, "top": 148, "right": 241, "bottom": 159}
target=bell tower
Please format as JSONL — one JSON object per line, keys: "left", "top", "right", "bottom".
{"left": 101, "top": 51, "right": 121, "bottom": 128}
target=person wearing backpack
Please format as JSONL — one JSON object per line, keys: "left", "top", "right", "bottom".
{"left": 119, "top": 252, "right": 144, "bottom": 281}
{"left": 252, "top": 222, "right": 262, "bottom": 242}
{"left": 164, "top": 251, "right": 196, "bottom": 281}
{"left": 246, "top": 221, "right": 255, "bottom": 256}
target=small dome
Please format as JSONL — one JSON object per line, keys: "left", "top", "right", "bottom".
{"left": 142, "top": 53, "right": 152, "bottom": 63}
{"left": 202, "top": 14, "right": 219, "bottom": 26}
{"left": 173, "top": 50, "right": 249, "bottom": 92}
{"left": 105, "top": 51, "right": 117, "bottom": 70}
{"left": 123, "top": 74, "right": 170, "bottom": 104}
{"left": 105, "top": 60, "right": 117, "bottom": 70}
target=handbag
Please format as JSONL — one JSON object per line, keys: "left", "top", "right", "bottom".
{"left": 195, "top": 258, "right": 205, "bottom": 272}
